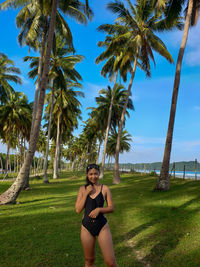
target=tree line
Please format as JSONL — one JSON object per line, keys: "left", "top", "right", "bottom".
{"left": 116, "top": 161, "right": 200, "bottom": 172}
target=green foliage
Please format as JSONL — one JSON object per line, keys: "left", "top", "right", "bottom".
{"left": 1, "top": 172, "right": 200, "bottom": 266}
{"left": 149, "top": 170, "right": 158, "bottom": 176}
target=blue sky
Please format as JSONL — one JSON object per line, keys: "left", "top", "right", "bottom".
{"left": 0, "top": 0, "right": 200, "bottom": 163}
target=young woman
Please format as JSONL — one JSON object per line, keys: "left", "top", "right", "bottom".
{"left": 75, "top": 163, "right": 118, "bottom": 267}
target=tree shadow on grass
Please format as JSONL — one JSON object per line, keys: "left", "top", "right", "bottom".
{"left": 115, "top": 194, "right": 200, "bottom": 266}
{"left": 0, "top": 208, "right": 84, "bottom": 267}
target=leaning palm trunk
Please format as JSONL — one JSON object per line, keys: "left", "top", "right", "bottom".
{"left": 30, "top": 20, "right": 47, "bottom": 137}
{"left": 100, "top": 72, "right": 118, "bottom": 179}
{"left": 155, "top": 0, "right": 193, "bottom": 191}
{"left": 113, "top": 49, "right": 139, "bottom": 184}
{"left": 53, "top": 111, "right": 61, "bottom": 179}
{"left": 43, "top": 83, "right": 55, "bottom": 183}
{"left": 0, "top": 0, "right": 58, "bottom": 205}
{"left": 23, "top": 22, "right": 47, "bottom": 190}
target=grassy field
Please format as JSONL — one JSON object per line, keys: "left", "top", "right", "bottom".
{"left": 1, "top": 171, "right": 200, "bottom": 267}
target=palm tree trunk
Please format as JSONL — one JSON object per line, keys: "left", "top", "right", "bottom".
{"left": 53, "top": 112, "right": 61, "bottom": 179}
{"left": 37, "top": 155, "right": 40, "bottom": 175}
{"left": 19, "top": 135, "right": 22, "bottom": 167}
{"left": 0, "top": 0, "right": 58, "bottom": 205}
{"left": 14, "top": 152, "right": 16, "bottom": 173}
{"left": 154, "top": 0, "right": 193, "bottom": 191}
{"left": 72, "top": 158, "right": 76, "bottom": 171}
{"left": 34, "top": 157, "right": 36, "bottom": 176}
{"left": 30, "top": 18, "right": 47, "bottom": 137}
{"left": 43, "top": 82, "right": 55, "bottom": 183}
{"left": 100, "top": 72, "right": 118, "bottom": 179}
{"left": 23, "top": 20, "right": 48, "bottom": 190}
{"left": 96, "top": 140, "right": 102, "bottom": 164}
{"left": 113, "top": 49, "right": 139, "bottom": 184}
{"left": 9, "top": 153, "right": 11, "bottom": 173}
{"left": 5, "top": 135, "right": 10, "bottom": 176}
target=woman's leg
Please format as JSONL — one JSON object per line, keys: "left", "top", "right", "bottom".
{"left": 97, "top": 223, "right": 118, "bottom": 267}
{"left": 81, "top": 225, "right": 96, "bottom": 267}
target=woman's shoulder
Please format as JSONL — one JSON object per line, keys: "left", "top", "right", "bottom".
{"left": 101, "top": 184, "right": 110, "bottom": 191}
{"left": 78, "top": 185, "right": 86, "bottom": 192}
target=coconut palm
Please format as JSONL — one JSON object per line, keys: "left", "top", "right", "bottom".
{"left": 95, "top": 25, "right": 135, "bottom": 178}
{"left": 0, "top": 53, "right": 22, "bottom": 103}
{"left": 0, "top": 0, "right": 58, "bottom": 204}
{"left": 106, "top": 129, "right": 132, "bottom": 158}
{"left": 89, "top": 83, "right": 134, "bottom": 178}
{"left": 90, "top": 83, "right": 134, "bottom": 131}
{"left": 25, "top": 35, "right": 83, "bottom": 182}
{"left": 0, "top": 0, "right": 91, "bottom": 205}
{"left": 45, "top": 80, "right": 83, "bottom": 178}
{"left": 0, "top": 92, "right": 32, "bottom": 176}
{"left": 155, "top": 0, "right": 200, "bottom": 190}
{"left": 103, "top": 0, "right": 178, "bottom": 183}
{"left": 14, "top": 0, "right": 89, "bottom": 138}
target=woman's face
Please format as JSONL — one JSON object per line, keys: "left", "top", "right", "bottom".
{"left": 87, "top": 168, "right": 99, "bottom": 185}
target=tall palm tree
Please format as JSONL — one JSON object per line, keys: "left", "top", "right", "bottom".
{"left": 155, "top": 0, "right": 200, "bottom": 190}
{"left": 25, "top": 35, "right": 83, "bottom": 182}
{"left": 104, "top": 0, "right": 177, "bottom": 183}
{"left": 14, "top": 0, "right": 88, "bottom": 139}
{"left": 45, "top": 80, "right": 83, "bottom": 178}
{"left": 0, "top": 53, "right": 22, "bottom": 103}
{"left": 88, "top": 83, "right": 134, "bottom": 177}
{"left": 95, "top": 25, "right": 134, "bottom": 178}
{"left": 0, "top": 0, "right": 91, "bottom": 205}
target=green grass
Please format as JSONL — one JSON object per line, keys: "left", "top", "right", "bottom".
{"left": 1, "top": 171, "right": 200, "bottom": 266}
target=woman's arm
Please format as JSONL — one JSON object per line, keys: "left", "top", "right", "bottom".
{"left": 75, "top": 185, "right": 93, "bottom": 214}
{"left": 89, "top": 185, "right": 114, "bottom": 218}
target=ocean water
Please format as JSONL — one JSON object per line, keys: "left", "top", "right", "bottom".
{"left": 120, "top": 168, "right": 200, "bottom": 180}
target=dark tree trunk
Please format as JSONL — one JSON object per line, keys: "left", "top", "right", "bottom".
{"left": 154, "top": 0, "right": 193, "bottom": 191}
{"left": 113, "top": 49, "right": 139, "bottom": 184}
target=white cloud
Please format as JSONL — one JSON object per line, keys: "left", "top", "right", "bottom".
{"left": 194, "top": 106, "right": 200, "bottom": 110}
{"left": 117, "top": 136, "right": 200, "bottom": 163}
{"left": 83, "top": 82, "right": 106, "bottom": 100}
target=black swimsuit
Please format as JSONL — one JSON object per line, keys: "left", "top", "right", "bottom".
{"left": 82, "top": 185, "right": 107, "bottom": 236}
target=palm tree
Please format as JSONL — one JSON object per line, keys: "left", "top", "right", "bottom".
{"left": 35, "top": 130, "right": 46, "bottom": 175}
{"left": 155, "top": 0, "right": 200, "bottom": 190}
{"left": 88, "top": 83, "right": 134, "bottom": 177}
{"left": 0, "top": 53, "right": 22, "bottom": 103}
{"left": 0, "top": 92, "right": 32, "bottom": 176}
{"left": 95, "top": 25, "right": 134, "bottom": 178}
{"left": 104, "top": 0, "right": 177, "bottom": 183}
{"left": 14, "top": 0, "right": 88, "bottom": 139}
{"left": 0, "top": 0, "right": 91, "bottom": 205}
{"left": 45, "top": 80, "right": 83, "bottom": 178}
{"left": 25, "top": 35, "right": 83, "bottom": 182}
{"left": 106, "top": 129, "right": 132, "bottom": 158}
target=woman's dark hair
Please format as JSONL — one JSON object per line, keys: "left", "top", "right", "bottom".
{"left": 86, "top": 163, "right": 100, "bottom": 173}
{"left": 85, "top": 163, "right": 100, "bottom": 186}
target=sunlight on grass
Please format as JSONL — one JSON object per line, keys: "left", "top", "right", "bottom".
{"left": 1, "top": 171, "right": 200, "bottom": 266}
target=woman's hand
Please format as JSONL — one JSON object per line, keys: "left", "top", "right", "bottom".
{"left": 89, "top": 208, "right": 100, "bottom": 218}
{"left": 85, "top": 185, "right": 93, "bottom": 195}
